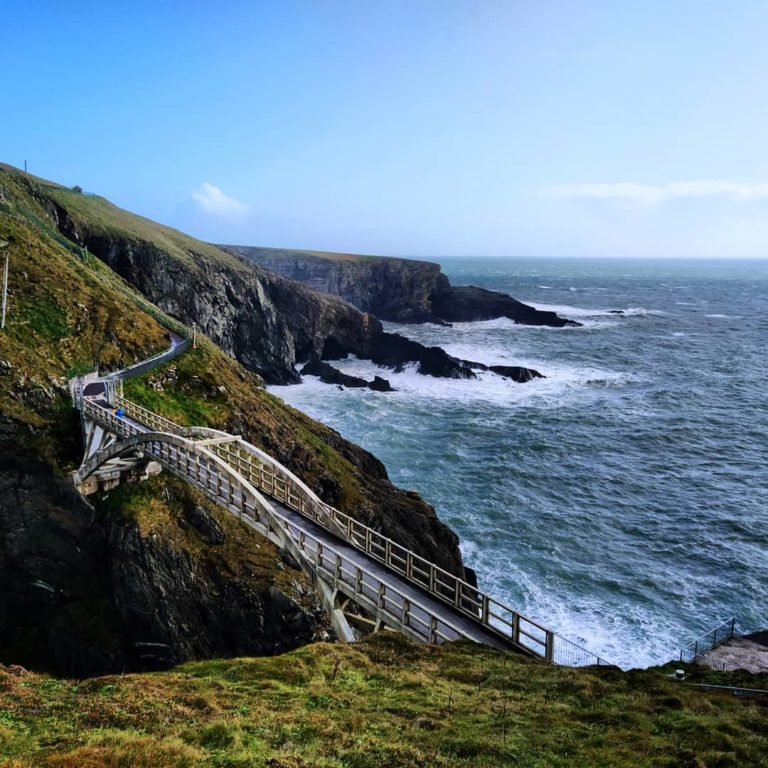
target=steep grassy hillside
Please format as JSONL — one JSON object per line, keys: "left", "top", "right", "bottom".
{"left": 1, "top": 634, "right": 767, "bottom": 768}
{"left": 0, "top": 167, "right": 170, "bottom": 466}
{"left": 121, "top": 338, "right": 462, "bottom": 569}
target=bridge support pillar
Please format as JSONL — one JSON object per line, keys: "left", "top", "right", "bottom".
{"left": 76, "top": 459, "right": 163, "bottom": 496}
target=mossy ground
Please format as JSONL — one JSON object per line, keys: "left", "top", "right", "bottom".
{"left": 0, "top": 634, "right": 767, "bottom": 767}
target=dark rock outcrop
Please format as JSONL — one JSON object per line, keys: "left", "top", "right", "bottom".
{"left": 301, "top": 360, "right": 369, "bottom": 388}
{"left": 301, "top": 360, "right": 394, "bottom": 391}
{"left": 369, "top": 375, "right": 393, "bottom": 392}
{"left": 323, "top": 332, "right": 475, "bottom": 380}
{"left": 432, "top": 286, "right": 578, "bottom": 328}
{"left": 0, "top": 460, "right": 326, "bottom": 676}
{"left": 459, "top": 360, "right": 545, "bottom": 383}
{"left": 222, "top": 245, "right": 580, "bottom": 328}
{"left": 488, "top": 365, "right": 544, "bottom": 383}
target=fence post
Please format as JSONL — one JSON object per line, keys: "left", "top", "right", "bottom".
{"left": 545, "top": 631, "right": 554, "bottom": 663}
{"left": 481, "top": 594, "right": 490, "bottom": 624}
{"left": 402, "top": 598, "right": 411, "bottom": 626}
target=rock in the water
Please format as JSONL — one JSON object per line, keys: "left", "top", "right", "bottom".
{"left": 301, "top": 360, "right": 369, "bottom": 388}
{"left": 431, "top": 286, "right": 580, "bottom": 327}
{"left": 348, "top": 332, "right": 475, "bottom": 379}
{"left": 369, "top": 376, "right": 393, "bottom": 392}
{"left": 489, "top": 365, "right": 545, "bottom": 383}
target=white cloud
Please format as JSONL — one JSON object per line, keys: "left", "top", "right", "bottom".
{"left": 191, "top": 182, "right": 249, "bottom": 218}
{"left": 547, "top": 181, "right": 768, "bottom": 207}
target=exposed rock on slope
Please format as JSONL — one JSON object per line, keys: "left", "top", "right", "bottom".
{"left": 0, "top": 462, "right": 325, "bottom": 676}
{"left": 223, "top": 244, "right": 580, "bottom": 328}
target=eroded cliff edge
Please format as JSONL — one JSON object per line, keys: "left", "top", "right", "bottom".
{"left": 222, "top": 245, "right": 579, "bottom": 328}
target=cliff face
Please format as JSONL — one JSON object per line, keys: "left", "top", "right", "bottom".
{"left": 0, "top": 462, "right": 325, "bottom": 676}
{"left": 223, "top": 246, "right": 450, "bottom": 323}
{"left": 36, "top": 194, "right": 478, "bottom": 383}
{"left": 222, "top": 245, "right": 579, "bottom": 328}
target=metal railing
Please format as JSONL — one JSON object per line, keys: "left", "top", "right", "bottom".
{"left": 106, "top": 394, "right": 608, "bottom": 667}
{"left": 680, "top": 616, "right": 766, "bottom": 664}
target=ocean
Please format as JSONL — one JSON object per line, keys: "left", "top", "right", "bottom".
{"left": 269, "top": 257, "right": 768, "bottom": 668}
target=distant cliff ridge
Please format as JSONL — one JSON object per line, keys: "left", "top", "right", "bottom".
{"left": 221, "top": 245, "right": 579, "bottom": 328}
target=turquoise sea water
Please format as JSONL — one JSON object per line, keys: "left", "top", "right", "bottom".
{"left": 270, "top": 258, "right": 768, "bottom": 668}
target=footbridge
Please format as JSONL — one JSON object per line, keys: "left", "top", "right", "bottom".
{"left": 71, "top": 334, "right": 607, "bottom": 667}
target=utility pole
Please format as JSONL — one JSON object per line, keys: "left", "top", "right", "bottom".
{"left": 1, "top": 252, "right": 9, "bottom": 330}
{"left": 24, "top": 160, "right": 27, "bottom": 174}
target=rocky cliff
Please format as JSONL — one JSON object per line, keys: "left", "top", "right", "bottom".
{"left": 223, "top": 244, "right": 579, "bottom": 328}
{"left": 222, "top": 245, "right": 449, "bottom": 323}
{"left": 0, "top": 463, "right": 325, "bottom": 676}
{"left": 34, "top": 189, "right": 482, "bottom": 383}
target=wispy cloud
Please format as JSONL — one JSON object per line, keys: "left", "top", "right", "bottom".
{"left": 548, "top": 182, "right": 768, "bottom": 206}
{"left": 191, "top": 182, "right": 249, "bottom": 218}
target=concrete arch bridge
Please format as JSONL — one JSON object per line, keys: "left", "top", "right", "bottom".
{"left": 71, "top": 335, "right": 607, "bottom": 667}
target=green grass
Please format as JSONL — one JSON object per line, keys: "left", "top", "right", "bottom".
{"left": 0, "top": 167, "right": 173, "bottom": 467}
{"left": 41, "top": 184, "right": 247, "bottom": 274}
{"left": 1, "top": 634, "right": 767, "bottom": 767}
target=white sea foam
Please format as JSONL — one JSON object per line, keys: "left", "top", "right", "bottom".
{"left": 460, "top": 543, "right": 684, "bottom": 669}
{"left": 274, "top": 355, "right": 638, "bottom": 416}
{"left": 526, "top": 301, "right": 666, "bottom": 319}
{"left": 705, "top": 313, "right": 739, "bottom": 319}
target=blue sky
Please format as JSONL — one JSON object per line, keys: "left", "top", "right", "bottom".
{"left": 4, "top": 1, "right": 768, "bottom": 258}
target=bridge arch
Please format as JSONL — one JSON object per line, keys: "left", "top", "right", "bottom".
{"left": 74, "top": 429, "right": 277, "bottom": 524}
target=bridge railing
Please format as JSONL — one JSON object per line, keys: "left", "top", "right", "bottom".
{"left": 107, "top": 395, "right": 607, "bottom": 666}
{"left": 78, "top": 401, "right": 481, "bottom": 648}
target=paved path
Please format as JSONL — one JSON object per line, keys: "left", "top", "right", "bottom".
{"left": 700, "top": 634, "right": 768, "bottom": 673}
